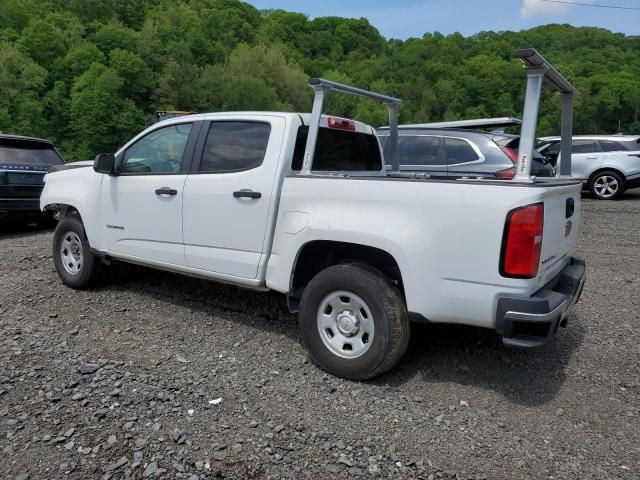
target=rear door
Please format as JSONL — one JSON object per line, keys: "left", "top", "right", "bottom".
{"left": 569, "top": 139, "right": 602, "bottom": 180}
{"left": 100, "top": 121, "right": 201, "bottom": 265}
{"left": 182, "top": 116, "right": 285, "bottom": 279}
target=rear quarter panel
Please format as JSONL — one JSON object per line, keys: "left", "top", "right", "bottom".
{"left": 599, "top": 153, "right": 640, "bottom": 178}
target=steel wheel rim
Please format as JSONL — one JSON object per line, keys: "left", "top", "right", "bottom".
{"left": 317, "top": 290, "right": 374, "bottom": 359}
{"left": 594, "top": 175, "right": 619, "bottom": 198}
{"left": 60, "top": 231, "right": 83, "bottom": 275}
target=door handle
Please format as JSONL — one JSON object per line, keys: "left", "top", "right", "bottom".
{"left": 155, "top": 187, "right": 177, "bottom": 196}
{"left": 233, "top": 189, "right": 261, "bottom": 199}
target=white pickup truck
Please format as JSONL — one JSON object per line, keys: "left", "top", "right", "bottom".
{"left": 41, "top": 51, "right": 586, "bottom": 380}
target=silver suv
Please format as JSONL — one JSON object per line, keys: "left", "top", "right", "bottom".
{"left": 538, "top": 135, "right": 640, "bottom": 200}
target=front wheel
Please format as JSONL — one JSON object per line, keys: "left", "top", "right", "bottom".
{"left": 52, "top": 215, "right": 102, "bottom": 289}
{"left": 589, "top": 170, "right": 624, "bottom": 200}
{"left": 298, "top": 264, "right": 410, "bottom": 380}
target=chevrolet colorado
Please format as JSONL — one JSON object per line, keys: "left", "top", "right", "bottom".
{"left": 41, "top": 52, "right": 586, "bottom": 380}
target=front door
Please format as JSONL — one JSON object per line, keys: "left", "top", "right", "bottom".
{"left": 100, "top": 121, "right": 200, "bottom": 266}
{"left": 182, "top": 117, "right": 285, "bottom": 279}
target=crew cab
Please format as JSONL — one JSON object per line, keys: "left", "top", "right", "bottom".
{"left": 41, "top": 53, "right": 586, "bottom": 380}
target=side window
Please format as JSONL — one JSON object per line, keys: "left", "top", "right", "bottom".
{"left": 445, "top": 138, "right": 480, "bottom": 164}
{"left": 599, "top": 140, "right": 630, "bottom": 152}
{"left": 623, "top": 139, "right": 640, "bottom": 151}
{"left": 571, "top": 140, "right": 598, "bottom": 154}
{"left": 391, "top": 136, "right": 443, "bottom": 166}
{"left": 199, "top": 121, "right": 270, "bottom": 173}
{"left": 543, "top": 141, "right": 561, "bottom": 156}
{"left": 122, "top": 123, "right": 192, "bottom": 174}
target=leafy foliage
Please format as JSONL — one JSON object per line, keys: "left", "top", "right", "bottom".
{"left": 0, "top": 0, "right": 638, "bottom": 160}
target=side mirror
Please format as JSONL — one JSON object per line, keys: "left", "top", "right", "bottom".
{"left": 93, "top": 153, "right": 116, "bottom": 175}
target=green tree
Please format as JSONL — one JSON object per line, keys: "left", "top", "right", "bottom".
{"left": 67, "top": 63, "right": 143, "bottom": 159}
{"left": 0, "top": 42, "right": 47, "bottom": 135}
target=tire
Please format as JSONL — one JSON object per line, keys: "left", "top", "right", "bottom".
{"left": 589, "top": 170, "right": 624, "bottom": 200}
{"left": 52, "top": 215, "right": 102, "bottom": 289}
{"left": 298, "top": 264, "right": 410, "bottom": 380}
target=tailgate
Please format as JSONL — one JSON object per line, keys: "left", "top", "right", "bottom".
{"left": 537, "top": 183, "right": 582, "bottom": 285}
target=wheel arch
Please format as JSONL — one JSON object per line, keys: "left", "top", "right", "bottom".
{"left": 587, "top": 167, "right": 626, "bottom": 186}
{"left": 44, "top": 203, "right": 82, "bottom": 219}
{"left": 288, "top": 240, "right": 405, "bottom": 312}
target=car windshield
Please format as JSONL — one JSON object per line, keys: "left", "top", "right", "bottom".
{"left": 0, "top": 143, "right": 64, "bottom": 166}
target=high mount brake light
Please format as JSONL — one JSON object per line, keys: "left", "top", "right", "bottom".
{"left": 500, "top": 203, "right": 544, "bottom": 278}
{"left": 327, "top": 117, "right": 356, "bottom": 131}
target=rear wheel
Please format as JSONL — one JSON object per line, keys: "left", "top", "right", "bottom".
{"left": 298, "top": 264, "right": 410, "bottom": 380}
{"left": 52, "top": 215, "right": 102, "bottom": 289}
{"left": 589, "top": 170, "right": 624, "bottom": 200}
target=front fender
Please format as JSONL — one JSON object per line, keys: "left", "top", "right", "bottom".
{"left": 41, "top": 168, "right": 104, "bottom": 248}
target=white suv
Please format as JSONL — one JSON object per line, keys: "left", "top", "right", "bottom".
{"left": 538, "top": 135, "right": 640, "bottom": 199}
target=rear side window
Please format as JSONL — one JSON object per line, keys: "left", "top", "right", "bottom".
{"left": 599, "top": 139, "right": 640, "bottom": 152}
{"left": 199, "top": 121, "right": 271, "bottom": 173}
{"left": 0, "top": 144, "right": 63, "bottom": 166}
{"left": 445, "top": 138, "right": 479, "bottom": 164}
{"left": 292, "top": 127, "right": 382, "bottom": 172}
{"left": 571, "top": 140, "right": 598, "bottom": 154}
{"left": 381, "top": 135, "right": 444, "bottom": 166}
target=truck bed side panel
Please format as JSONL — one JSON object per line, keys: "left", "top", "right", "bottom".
{"left": 267, "top": 177, "right": 581, "bottom": 329}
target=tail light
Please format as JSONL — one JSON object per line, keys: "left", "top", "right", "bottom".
{"left": 496, "top": 145, "right": 519, "bottom": 179}
{"left": 500, "top": 203, "right": 544, "bottom": 278}
{"left": 327, "top": 117, "right": 356, "bottom": 131}
{"left": 495, "top": 166, "right": 516, "bottom": 179}
{"left": 499, "top": 145, "right": 519, "bottom": 162}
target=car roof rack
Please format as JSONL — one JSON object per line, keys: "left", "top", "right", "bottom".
{"left": 300, "top": 78, "right": 402, "bottom": 175}
{"left": 379, "top": 117, "right": 522, "bottom": 130}
{"left": 513, "top": 48, "right": 577, "bottom": 181}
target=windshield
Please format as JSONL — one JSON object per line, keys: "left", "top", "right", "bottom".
{"left": 0, "top": 143, "right": 64, "bottom": 166}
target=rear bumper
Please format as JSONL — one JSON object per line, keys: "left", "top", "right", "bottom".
{"left": 0, "top": 197, "right": 42, "bottom": 214}
{"left": 496, "top": 257, "right": 586, "bottom": 349}
{"left": 625, "top": 172, "right": 640, "bottom": 189}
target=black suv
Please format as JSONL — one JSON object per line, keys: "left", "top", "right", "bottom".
{"left": 377, "top": 127, "right": 554, "bottom": 179}
{"left": 0, "top": 134, "right": 64, "bottom": 224}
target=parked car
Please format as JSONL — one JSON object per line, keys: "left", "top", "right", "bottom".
{"left": 377, "top": 127, "right": 555, "bottom": 179}
{"left": 40, "top": 78, "right": 585, "bottom": 380}
{"left": 537, "top": 135, "right": 640, "bottom": 199}
{"left": 0, "top": 134, "right": 64, "bottom": 225}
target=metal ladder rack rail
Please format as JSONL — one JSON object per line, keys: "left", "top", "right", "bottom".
{"left": 300, "top": 78, "right": 402, "bottom": 176}
{"left": 514, "top": 48, "right": 578, "bottom": 182}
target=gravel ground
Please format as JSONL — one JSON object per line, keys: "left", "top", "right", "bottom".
{"left": 1, "top": 192, "right": 639, "bottom": 480}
